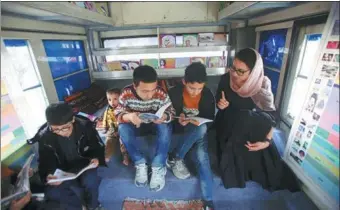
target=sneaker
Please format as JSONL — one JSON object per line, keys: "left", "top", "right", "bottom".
{"left": 166, "top": 158, "right": 191, "bottom": 179}
{"left": 135, "top": 163, "right": 148, "bottom": 187}
{"left": 149, "top": 166, "right": 167, "bottom": 192}
{"left": 202, "top": 200, "right": 214, "bottom": 210}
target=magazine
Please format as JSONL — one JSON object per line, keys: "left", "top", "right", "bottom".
{"left": 183, "top": 34, "right": 198, "bottom": 47}
{"left": 1, "top": 154, "right": 35, "bottom": 208}
{"left": 174, "top": 116, "right": 213, "bottom": 126}
{"left": 159, "top": 34, "right": 176, "bottom": 48}
{"left": 139, "top": 103, "right": 172, "bottom": 123}
{"left": 47, "top": 163, "right": 97, "bottom": 184}
{"left": 175, "top": 57, "right": 191, "bottom": 68}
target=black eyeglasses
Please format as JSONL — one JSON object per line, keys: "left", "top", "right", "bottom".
{"left": 229, "top": 66, "right": 250, "bottom": 76}
{"left": 50, "top": 122, "right": 73, "bottom": 134}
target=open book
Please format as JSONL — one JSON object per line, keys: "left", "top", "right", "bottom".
{"left": 1, "top": 154, "right": 35, "bottom": 208}
{"left": 47, "top": 163, "right": 97, "bottom": 184}
{"left": 174, "top": 116, "right": 213, "bottom": 126}
{"left": 139, "top": 103, "right": 172, "bottom": 123}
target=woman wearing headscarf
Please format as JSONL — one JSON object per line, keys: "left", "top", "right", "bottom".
{"left": 214, "top": 48, "right": 299, "bottom": 192}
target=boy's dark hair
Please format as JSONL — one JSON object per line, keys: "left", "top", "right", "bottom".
{"left": 184, "top": 62, "right": 207, "bottom": 83}
{"left": 235, "top": 48, "right": 256, "bottom": 71}
{"left": 107, "top": 88, "right": 121, "bottom": 95}
{"left": 46, "top": 102, "right": 74, "bottom": 125}
{"left": 133, "top": 65, "right": 158, "bottom": 87}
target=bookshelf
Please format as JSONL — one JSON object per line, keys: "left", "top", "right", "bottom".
{"left": 92, "top": 68, "right": 226, "bottom": 80}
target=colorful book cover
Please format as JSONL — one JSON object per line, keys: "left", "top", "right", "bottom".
{"left": 206, "top": 57, "right": 224, "bottom": 68}
{"left": 191, "top": 57, "right": 206, "bottom": 65}
{"left": 183, "top": 34, "right": 198, "bottom": 47}
{"left": 141, "top": 59, "right": 159, "bottom": 69}
{"left": 214, "top": 33, "right": 226, "bottom": 44}
{"left": 198, "top": 33, "right": 214, "bottom": 43}
{"left": 128, "top": 61, "right": 140, "bottom": 70}
{"left": 175, "top": 58, "right": 191, "bottom": 68}
{"left": 106, "top": 61, "right": 123, "bottom": 71}
{"left": 120, "top": 61, "right": 129, "bottom": 70}
{"left": 159, "top": 34, "right": 176, "bottom": 48}
{"left": 160, "top": 58, "right": 176, "bottom": 69}
{"left": 120, "top": 61, "right": 140, "bottom": 70}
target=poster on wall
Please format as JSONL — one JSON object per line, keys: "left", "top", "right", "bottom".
{"left": 1, "top": 80, "right": 27, "bottom": 161}
{"left": 284, "top": 3, "right": 339, "bottom": 209}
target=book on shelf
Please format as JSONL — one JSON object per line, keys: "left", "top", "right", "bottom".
{"left": 160, "top": 58, "right": 176, "bottom": 69}
{"left": 159, "top": 34, "right": 176, "bottom": 48}
{"left": 140, "top": 59, "right": 159, "bottom": 69}
{"left": 121, "top": 61, "right": 140, "bottom": 70}
{"left": 199, "top": 33, "right": 226, "bottom": 46}
{"left": 206, "top": 57, "right": 225, "bottom": 68}
{"left": 198, "top": 33, "right": 214, "bottom": 43}
{"left": 175, "top": 57, "right": 191, "bottom": 68}
{"left": 183, "top": 34, "right": 198, "bottom": 47}
{"left": 106, "top": 61, "right": 123, "bottom": 71}
{"left": 191, "top": 57, "right": 206, "bottom": 65}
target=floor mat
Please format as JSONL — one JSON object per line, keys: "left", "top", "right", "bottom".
{"left": 122, "top": 198, "right": 204, "bottom": 210}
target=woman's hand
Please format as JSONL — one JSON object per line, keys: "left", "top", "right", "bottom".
{"left": 245, "top": 141, "right": 270, "bottom": 151}
{"left": 217, "top": 91, "right": 229, "bottom": 110}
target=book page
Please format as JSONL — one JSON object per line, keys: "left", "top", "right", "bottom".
{"left": 1, "top": 154, "right": 34, "bottom": 208}
{"left": 48, "top": 163, "right": 97, "bottom": 183}
{"left": 155, "top": 103, "right": 171, "bottom": 118}
{"left": 189, "top": 117, "right": 213, "bottom": 126}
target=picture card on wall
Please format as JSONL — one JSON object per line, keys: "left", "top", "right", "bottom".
{"left": 160, "top": 58, "right": 176, "bottom": 69}
{"left": 183, "top": 34, "right": 198, "bottom": 47}
{"left": 160, "top": 34, "right": 176, "bottom": 48}
{"left": 141, "top": 59, "right": 159, "bottom": 69}
{"left": 206, "top": 57, "right": 224, "bottom": 68}
{"left": 175, "top": 57, "right": 191, "bottom": 68}
{"left": 191, "top": 57, "right": 206, "bottom": 65}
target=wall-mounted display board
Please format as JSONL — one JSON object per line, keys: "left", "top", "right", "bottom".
{"left": 284, "top": 2, "right": 339, "bottom": 210}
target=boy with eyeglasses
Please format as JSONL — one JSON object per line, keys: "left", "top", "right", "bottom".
{"left": 29, "top": 102, "right": 105, "bottom": 210}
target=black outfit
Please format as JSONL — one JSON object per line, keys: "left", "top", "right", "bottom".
{"left": 168, "top": 83, "right": 216, "bottom": 133}
{"left": 27, "top": 115, "right": 106, "bottom": 209}
{"left": 28, "top": 115, "right": 106, "bottom": 183}
{"left": 214, "top": 73, "right": 300, "bottom": 192}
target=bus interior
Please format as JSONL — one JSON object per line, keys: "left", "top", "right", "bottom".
{"left": 1, "top": 1, "right": 339, "bottom": 210}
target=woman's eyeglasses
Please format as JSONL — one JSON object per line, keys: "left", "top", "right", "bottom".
{"left": 229, "top": 66, "right": 250, "bottom": 76}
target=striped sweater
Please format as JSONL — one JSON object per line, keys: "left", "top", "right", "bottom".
{"left": 114, "top": 85, "right": 175, "bottom": 124}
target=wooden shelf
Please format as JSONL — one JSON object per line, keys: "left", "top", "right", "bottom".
{"left": 1, "top": 2, "right": 114, "bottom": 27}
{"left": 92, "top": 68, "right": 226, "bottom": 80}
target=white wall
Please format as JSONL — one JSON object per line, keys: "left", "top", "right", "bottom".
{"left": 109, "top": 2, "right": 219, "bottom": 26}
{"left": 1, "top": 15, "right": 86, "bottom": 34}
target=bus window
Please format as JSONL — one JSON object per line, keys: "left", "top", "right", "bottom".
{"left": 281, "top": 23, "right": 324, "bottom": 126}
{"left": 3, "top": 39, "right": 48, "bottom": 138}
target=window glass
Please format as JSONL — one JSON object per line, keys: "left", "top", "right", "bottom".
{"left": 43, "top": 40, "right": 88, "bottom": 79}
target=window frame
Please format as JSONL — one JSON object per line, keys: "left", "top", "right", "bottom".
{"left": 1, "top": 31, "right": 92, "bottom": 104}
{"left": 279, "top": 15, "right": 328, "bottom": 128}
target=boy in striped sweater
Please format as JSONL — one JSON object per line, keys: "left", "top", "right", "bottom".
{"left": 114, "top": 65, "right": 175, "bottom": 192}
